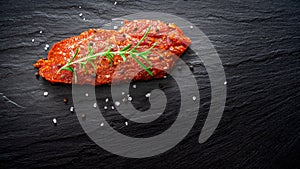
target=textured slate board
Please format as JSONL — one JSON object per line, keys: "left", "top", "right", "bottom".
{"left": 0, "top": 0, "right": 300, "bottom": 168}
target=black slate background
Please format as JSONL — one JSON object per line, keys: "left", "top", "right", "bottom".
{"left": 0, "top": 0, "right": 300, "bottom": 168}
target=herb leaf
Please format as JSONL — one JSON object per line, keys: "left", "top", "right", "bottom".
{"left": 60, "top": 66, "right": 74, "bottom": 72}
{"left": 57, "top": 26, "right": 157, "bottom": 83}
{"left": 70, "top": 48, "right": 79, "bottom": 62}
{"left": 120, "top": 44, "right": 131, "bottom": 51}
{"left": 120, "top": 53, "right": 127, "bottom": 62}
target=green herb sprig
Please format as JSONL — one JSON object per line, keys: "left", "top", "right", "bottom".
{"left": 58, "top": 27, "right": 157, "bottom": 83}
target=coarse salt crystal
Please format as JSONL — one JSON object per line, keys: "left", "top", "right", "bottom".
{"left": 115, "top": 101, "right": 120, "bottom": 107}
{"left": 111, "top": 106, "right": 115, "bottom": 110}
{"left": 121, "top": 92, "right": 125, "bottom": 95}
{"left": 114, "top": 1, "right": 117, "bottom": 5}
{"left": 79, "top": 13, "right": 83, "bottom": 17}
{"left": 39, "top": 30, "right": 43, "bottom": 34}
{"left": 105, "top": 98, "right": 109, "bottom": 102}
{"left": 192, "top": 96, "right": 197, "bottom": 101}
{"left": 105, "top": 75, "right": 110, "bottom": 78}
{"left": 43, "top": 91, "right": 48, "bottom": 96}
{"left": 100, "top": 122, "right": 104, "bottom": 126}
{"left": 52, "top": 118, "right": 57, "bottom": 124}
{"left": 83, "top": 18, "right": 86, "bottom": 21}
{"left": 128, "top": 96, "right": 132, "bottom": 101}
{"left": 93, "top": 102, "right": 97, "bottom": 108}
{"left": 104, "top": 106, "right": 108, "bottom": 110}
{"left": 190, "top": 25, "right": 193, "bottom": 29}
{"left": 113, "top": 25, "right": 118, "bottom": 30}
{"left": 163, "top": 75, "right": 167, "bottom": 79}
{"left": 125, "top": 121, "right": 128, "bottom": 126}
{"left": 45, "top": 44, "right": 49, "bottom": 48}
{"left": 224, "top": 81, "right": 227, "bottom": 85}
{"left": 145, "top": 93, "right": 151, "bottom": 98}
{"left": 79, "top": 6, "right": 81, "bottom": 8}
{"left": 31, "top": 39, "right": 35, "bottom": 42}
{"left": 85, "top": 93, "right": 89, "bottom": 97}
{"left": 132, "top": 84, "right": 136, "bottom": 88}
{"left": 70, "top": 106, "right": 74, "bottom": 112}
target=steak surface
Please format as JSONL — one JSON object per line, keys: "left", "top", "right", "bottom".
{"left": 34, "top": 20, "right": 191, "bottom": 85}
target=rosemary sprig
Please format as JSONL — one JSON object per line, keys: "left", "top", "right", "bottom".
{"left": 58, "top": 27, "right": 157, "bottom": 83}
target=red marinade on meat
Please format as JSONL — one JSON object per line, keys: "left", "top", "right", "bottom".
{"left": 34, "top": 20, "right": 191, "bottom": 85}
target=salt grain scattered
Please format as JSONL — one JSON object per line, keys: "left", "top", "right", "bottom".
{"left": 163, "top": 75, "right": 167, "bottom": 79}
{"left": 113, "top": 25, "right": 118, "bottom": 30}
{"left": 81, "top": 114, "right": 86, "bottom": 120}
{"left": 105, "top": 75, "right": 110, "bottom": 78}
{"left": 79, "top": 6, "right": 81, "bottom": 8}
{"left": 35, "top": 72, "right": 39, "bottom": 78}
{"left": 105, "top": 98, "right": 109, "bottom": 102}
{"left": 44, "top": 44, "right": 49, "bottom": 51}
{"left": 125, "top": 121, "right": 128, "bottom": 126}
{"left": 52, "top": 118, "right": 57, "bottom": 124}
{"left": 100, "top": 122, "right": 104, "bottom": 126}
{"left": 93, "top": 102, "right": 97, "bottom": 108}
{"left": 115, "top": 101, "right": 120, "bottom": 107}
{"left": 79, "top": 13, "right": 83, "bottom": 17}
{"left": 121, "top": 92, "right": 125, "bottom": 95}
{"left": 85, "top": 93, "right": 89, "bottom": 97}
{"left": 43, "top": 91, "right": 48, "bottom": 97}
{"left": 111, "top": 106, "right": 115, "bottom": 110}
{"left": 31, "top": 39, "right": 35, "bottom": 42}
{"left": 70, "top": 106, "right": 74, "bottom": 112}
{"left": 190, "top": 25, "right": 193, "bottom": 29}
{"left": 114, "top": 1, "right": 117, "bottom": 5}
{"left": 189, "top": 65, "right": 194, "bottom": 71}
{"left": 128, "top": 96, "right": 132, "bottom": 101}
{"left": 224, "top": 81, "right": 227, "bottom": 85}
{"left": 145, "top": 93, "right": 151, "bottom": 98}
{"left": 132, "top": 84, "right": 137, "bottom": 88}
{"left": 192, "top": 96, "right": 197, "bottom": 101}
{"left": 83, "top": 18, "right": 86, "bottom": 21}
{"left": 39, "top": 30, "right": 43, "bottom": 34}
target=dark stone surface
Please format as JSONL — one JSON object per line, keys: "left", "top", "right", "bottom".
{"left": 0, "top": 0, "right": 299, "bottom": 168}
